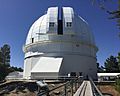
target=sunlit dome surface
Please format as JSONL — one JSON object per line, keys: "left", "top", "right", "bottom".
{"left": 23, "top": 7, "right": 98, "bottom": 80}
{"left": 25, "top": 7, "right": 95, "bottom": 46}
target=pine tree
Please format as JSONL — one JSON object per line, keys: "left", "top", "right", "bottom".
{"left": 0, "top": 44, "right": 23, "bottom": 81}
{"left": 117, "top": 52, "right": 120, "bottom": 70}
{"left": 92, "top": 0, "right": 120, "bottom": 36}
{"left": 0, "top": 44, "right": 10, "bottom": 66}
{"left": 104, "top": 55, "right": 119, "bottom": 72}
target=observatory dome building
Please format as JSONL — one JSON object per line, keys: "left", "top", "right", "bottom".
{"left": 23, "top": 7, "right": 98, "bottom": 80}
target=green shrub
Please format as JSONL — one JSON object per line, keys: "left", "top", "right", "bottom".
{"left": 115, "top": 79, "right": 120, "bottom": 92}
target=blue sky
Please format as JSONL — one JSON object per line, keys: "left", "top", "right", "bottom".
{"left": 0, "top": 0, "right": 119, "bottom": 68}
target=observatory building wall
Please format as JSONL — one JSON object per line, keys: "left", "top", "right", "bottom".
{"left": 23, "top": 7, "right": 98, "bottom": 80}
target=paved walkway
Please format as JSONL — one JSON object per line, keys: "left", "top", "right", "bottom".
{"left": 74, "top": 81, "right": 93, "bottom": 96}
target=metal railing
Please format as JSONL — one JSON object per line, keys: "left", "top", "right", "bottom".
{"left": 36, "top": 76, "right": 103, "bottom": 96}
{"left": 37, "top": 76, "right": 82, "bottom": 96}
{"left": 89, "top": 77, "right": 103, "bottom": 96}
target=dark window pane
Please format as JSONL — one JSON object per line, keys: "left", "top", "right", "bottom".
{"left": 66, "top": 22, "right": 72, "bottom": 27}
{"left": 49, "top": 22, "right": 55, "bottom": 27}
{"left": 32, "top": 38, "right": 34, "bottom": 43}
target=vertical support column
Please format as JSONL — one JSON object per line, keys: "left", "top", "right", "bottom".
{"left": 71, "top": 80, "right": 73, "bottom": 96}
{"left": 75, "top": 80, "right": 77, "bottom": 91}
{"left": 64, "top": 84, "right": 67, "bottom": 96}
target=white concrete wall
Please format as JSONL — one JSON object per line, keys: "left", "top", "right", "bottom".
{"left": 24, "top": 35, "right": 97, "bottom": 79}
{"left": 23, "top": 57, "right": 40, "bottom": 79}
{"left": 59, "top": 55, "right": 97, "bottom": 80}
{"left": 31, "top": 72, "right": 58, "bottom": 79}
{"left": 23, "top": 58, "right": 32, "bottom": 79}
{"left": 24, "top": 34, "right": 97, "bottom": 56}
{"left": 24, "top": 53, "right": 97, "bottom": 80}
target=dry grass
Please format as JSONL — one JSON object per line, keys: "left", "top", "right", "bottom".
{"left": 98, "top": 85, "right": 120, "bottom": 96}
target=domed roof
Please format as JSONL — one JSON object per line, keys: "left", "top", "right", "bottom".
{"left": 25, "top": 7, "right": 95, "bottom": 46}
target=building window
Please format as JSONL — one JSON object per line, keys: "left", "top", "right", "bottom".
{"left": 32, "top": 38, "right": 34, "bottom": 43}
{"left": 76, "top": 44, "right": 79, "bottom": 47}
{"left": 66, "top": 22, "right": 72, "bottom": 27}
{"left": 49, "top": 22, "right": 55, "bottom": 27}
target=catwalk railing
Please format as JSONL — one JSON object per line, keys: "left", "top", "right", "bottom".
{"left": 36, "top": 76, "right": 103, "bottom": 96}
{"left": 89, "top": 77, "right": 103, "bottom": 96}
{"left": 37, "top": 76, "right": 82, "bottom": 96}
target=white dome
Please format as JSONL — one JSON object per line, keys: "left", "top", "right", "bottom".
{"left": 25, "top": 7, "right": 95, "bottom": 46}
{"left": 23, "top": 7, "right": 98, "bottom": 80}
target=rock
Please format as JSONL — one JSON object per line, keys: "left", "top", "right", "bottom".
{"left": 53, "top": 91, "right": 60, "bottom": 95}
{"left": 51, "top": 84, "right": 55, "bottom": 87}
{"left": 67, "top": 89, "right": 71, "bottom": 92}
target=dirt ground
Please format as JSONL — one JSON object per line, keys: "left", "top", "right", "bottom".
{"left": 0, "top": 81, "right": 76, "bottom": 96}
{"left": 98, "top": 85, "right": 120, "bottom": 96}
{"left": 2, "top": 80, "right": 120, "bottom": 96}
